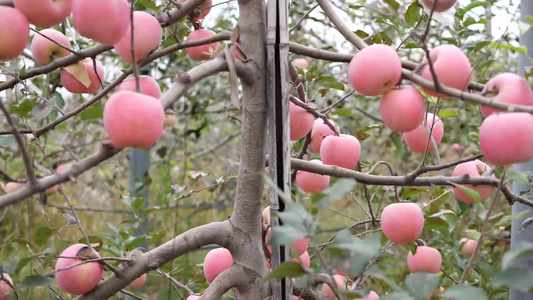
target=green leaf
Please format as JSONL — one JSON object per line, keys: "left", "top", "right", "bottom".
{"left": 80, "top": 107, "right": 103, "bottom": 120}
{"left": 405, "top": 2, "right": 421, "bottom": 26}
{"left": 428, "top": 210, "right": 456, "bottom": 218}
{"left": 16, "top": 254, "right": 41, "bottom": 274}
{"left": 492, "top": 266, "right": 533, "bottom": 292}
{"left": 495, "top": 209, "right": 529, "bottom": 227}
{"left": 131, "top": 197, "right": 147, "bottom": 212}
{"left": 0, "top": 135, "right": 16, "bottom": 147}
{"left": 440, "top": 284, "right": 488, "bottom": 300}
{"left": 502, "top": 240, "right": 533, "bottom": 269}
{"left": 125, "top": 236, "right": 148, "bottom": 251}
{"left": 9, "top": 99, "right": 35, "bottom": 118}
{"left": 404, "top": 272, "right": 440, "bottom": 300}
{"left": 449, "top": 183, "right": 481, "bottom": 203}
{"left": 438, "top": 109, "right": 458, "bottom": 119}
{"left": 331, "top": 108, "right": 354, "bottom": 118}
{"left": 329, "top": 230, "right": 382, "bottom": 276}
{"left": 20, "top": 275, "right": 55, "bottom": 288}
{"left": 310, "top": 178, "right": 356, "bottom": 208}
{"left": 490, "top": 42, "right": 527, "bottom": 55}
{"left": 34, "top": 226, "right": 59, "bottom": 246}
{"left": 506, "top": 168, "right": 530, "bottom": 185}
{"left": 465, "top": 229, "right": 481, "bottom": 241}
{"left": 263, "top": 261, "right": 308, "bottom": 281}
{"left": 328, "top": 81, "right": 345, "bottom": 91}
{"left": 401, "top": 188, "right": 428, "bottom": 199}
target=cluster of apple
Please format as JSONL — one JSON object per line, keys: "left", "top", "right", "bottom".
{"left": 52, "top": 244, "right": 147, "bottom": 295}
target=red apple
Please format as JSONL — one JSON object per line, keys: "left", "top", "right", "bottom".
{"left": 114, "top": 11, "right": 162, "bottom": 63}
{"left": 117, "top": 75, "right": 162, "bottom": 99}
{"left": 407, "top": 246, "right": 442, "bottom": 273}
{"left": 265, "top": 228, "right": 309, "bottom": 257}
{"left": 381, "top": 203, "right": 424, "bottom": 243}
{"left": 292, "top": 251, "right": 310, "bottom": 269}
{"left": 295, "top": 159, "right": 330, "bottom": 193}
{"left": 403, "top": 113, "right": 444, "bottom": 153}
{"left": 0, "top": 273, "right": 13, "bottom": 300}
{"left": 451, "top": 143, "right": 464, "bottom": 154}
{"left": 460, "top": 238, "right": 477, "bottom": 255}
{"left": 293, "top": 58, "right": 309, "bottom": 69}
{"left": 72, "top": 0, "right": 130, "bottom": 45}
{"left": 419, "top": 45, "right": 472, "bottom": 98}
{"left": 31, "top": 29, "right": 71, "bottom": 66}
{"left": 127, "top": 273, "right": 147, "bottom": 291}
{"left": 60, "top": 59, "right": 104, "bottom": 94}
{"left": 14, "top": 0, "right": 72, "bottom": 28}
{"left": 479, "top": 112, "right": 533, "bottom": 165}
{"left": 55, "top": 244, "right": 103, "bottom": 295}
{"left": 348, "top": 44, "right": 402, "bottom": 96}
{"left": 0, "top": 6, "right": 30, "bottom": 61}
{"left": 3, "top": 182, "right": 25, "bottom": 193}
{"left": 290, "top": 102, "right": 314, "bottom": 141}
{"left": 309, "top": 118, "right": 339, "bottom": 153}
{"left": 103, "top": 91, "right": 165, "bottom": 149}
{"left": 480, "top": 73, "right": 533, "bottom": 117}
{"left": 451, "top": 160, "right": 494, "bottom": 204}
{"left": 380, "top": 87, "right": 426, "bottom": 132}
{"left": 320, "top": 134, "right": 361, "bottom": 170}
{"left": 322, "top": 275, "right": 350, "bottom": 298}
{"left": 186, "top": 29, "right": 220, "bottom": 61}
{"left": 203, "top": 248, "right": 233, "bottom": 283}
{"left": 177, "top": 0, "right": 212, "bottom": 19}
{"left": 356, "top": 291, "right": 379, "bottom": 300}
{"left": 422, "top": 0, "right": 457, "bottom": 12}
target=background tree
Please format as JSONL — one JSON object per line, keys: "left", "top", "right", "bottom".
{"left": 0, "top": 0, "right": 532, "bottom": 299}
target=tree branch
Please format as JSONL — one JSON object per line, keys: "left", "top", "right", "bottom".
{"left": 76, "top": 221, "right": 231, "bottom": 300}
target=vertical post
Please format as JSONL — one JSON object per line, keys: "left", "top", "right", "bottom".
{"left": 511, "top": 2, "right": 533, "bottom": 300}
{"left": 266, "top": 0, "right": 291, "bottom": 299}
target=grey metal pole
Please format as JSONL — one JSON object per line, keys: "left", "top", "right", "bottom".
{"left": 129, "top": 148, "right": 149, "bottom": 241}
{"left": 510, "top": 1, "right": 533, "bottom": 300}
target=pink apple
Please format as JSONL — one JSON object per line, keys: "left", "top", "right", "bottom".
{"left": 293, "top": 58, "right": 309, "bottom": 69}
{"left": 461, "top": 239, "right": 477, "bottom": 255}
{"left": 322, "top": 275, "right": 350, "bottom": 298}
{"left": 295, "top": 159, "right": 330, "bottom": 193}
{"left": 60, "top": 59, "right": 104, "bottom": 94}
{"left": 127, "top": 273, "right": 147, "bottom": 291}
{"left": 203, "top": 248, "right": 233, "bottom": 283}
{"left": 356, "top": 291, "right": 379, "bottom": 300}
{"left": 348, "top": 44, "right": 402, "bottom": 96}
{"left": 117, "top": 75, "right": 162, "bottom": 99}
{"left": 55, "top": 162, "right": 72, "bottom": 174}
{"left": 309, "top": 118, "right": 339, "bottom": 153}
{"left": 380, "top": 87, "right": 426, "bottom": 132}
{"left": 403, "top": 113, "right": 444, "bottom": 153}
{"left": 72, "top": 0, "right": 130, "bottom": 45}
{"left": 320, "top": 134, "right": 361, "bottom": 170}
{"left": 290, "top": 102, "right": 315, "bottom": 141}
{"left": 381, "top": 203, "right": 424, "bottom": 243}
{"left": 451, "top": 143, "right": 464, "bottom": 154}
{"left": 0, "top": 273, "right": 13, "bottom": 300}
{"left": 0, "top": 7, "right": 30, "bottom": 61}
{"left": 114, "top": 11, "right": 162, "bottom": 63}
{"left": 4, "top": 182, "right": 25, "bottom": 193}
{"left": 451, "top": 160, "right": 494, "bottom": 204}
{"left": 292, "top": 251, "right": 310, "bottom": 269}
{"left": 31, "top": 29, "right": 71, "bottom": 66}
{"left": 479, "top": 112, "right": 533, "bottom": 165}
{"left": 177, "top": 0, "right": 212, "bottom": 20}
{"left": 422, "top": 0, "right": 457, "bottom": 12}
{"left": 14, "top": 0, "right": 72, "bottom": 28}
{"left": 480, "top": 73, "right": 533, "bottom": 117}
{"left": 164, "top": 115, "right": 177, "bottom": 127}
{"left": 407, "top": 246, "right": 442, "bottom": 273}
{"left": 187, "top": 296, "right": 201, "bottom": 300}
{"left": 419, "top": 45, "right": 472, "bottom": 98}
{"left": 186, "top": 29, "right": 220, "bottom": 61}
{"left": 55, "top": 244, "right": 103, "bottom": 295}
{"left": 103, "top": 91, "right": 165, "bottom": 149}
